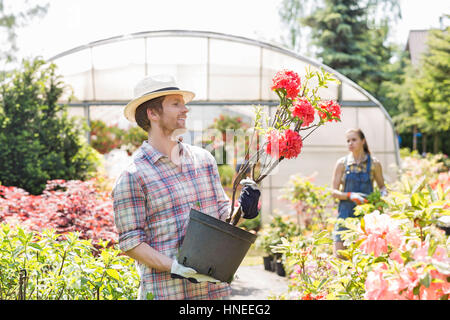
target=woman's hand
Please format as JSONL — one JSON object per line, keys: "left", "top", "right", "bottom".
{"left": 347, "top": 192, "right": 368, "bottom": 205}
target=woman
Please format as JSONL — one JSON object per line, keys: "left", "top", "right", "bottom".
{"left": 331, "top": 128, "right": 387, "bottom": 257}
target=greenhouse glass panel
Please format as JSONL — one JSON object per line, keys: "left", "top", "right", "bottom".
{"left": 91, "top": 39, "right": 146, "bottom": 100}
{"left": 297, "top": 107, "right": 359, "bottom": 146}
{"left": 342, "top": 82, "right": 369, "bottom": 101}
{"left": 208, "top": 39, "right": 261, "bottom": 100}
{"left": 146, "top": 37, "right": 208, "bottom": 100}
{"left": 261, "top": 48, "right": 312, "bottom": 100}
{"left": 53, "top": 49, "right": 94, "bottom": 101}
{"left": 357, "top": 107, "right": 389, "bottom": 152}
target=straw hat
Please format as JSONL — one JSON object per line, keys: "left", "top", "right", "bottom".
{"left": 124, "top": 75, "right": 195, "bottom": 122}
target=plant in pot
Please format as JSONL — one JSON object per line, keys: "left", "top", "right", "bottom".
{"left": 255, "top": 226, "right": 279, "bottom": 271}
{"left": 178, "top": 68, "right": 341, "bottom": 283}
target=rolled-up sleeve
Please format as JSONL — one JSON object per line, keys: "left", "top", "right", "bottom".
{"left": 112, "top": 171, "right": 147, "bottom": 252}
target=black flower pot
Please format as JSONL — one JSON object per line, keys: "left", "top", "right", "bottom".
{"left": 275, "top": 262, "right": 286, "bottom": 277}
{"left": 263, "top": 255, "right": 274, "bottom": 271}
{"left": 177, "top": 209, "right": 257, "bottom": 283}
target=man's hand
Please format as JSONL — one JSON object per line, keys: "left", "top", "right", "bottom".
{"left": 170, "top": 260, "right": 220, "bottom": 284}
{"left": 347, "top": 192, "right": 368, "bottom": 205}
{"left": 239, "top": 178, "right": 261, "bottom": 219}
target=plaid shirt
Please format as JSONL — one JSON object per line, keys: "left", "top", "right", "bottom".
{"left": 112, "top": 140, "right": 232, "bottom": 300}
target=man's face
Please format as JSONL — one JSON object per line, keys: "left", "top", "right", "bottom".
{"left": 153, "top": 94, "right": 189, "bottom": 134}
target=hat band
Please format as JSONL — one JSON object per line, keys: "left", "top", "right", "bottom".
{"left": 142, "top": 86, "right": 180, "bottom": 97}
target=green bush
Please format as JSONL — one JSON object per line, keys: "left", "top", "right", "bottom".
{"left": 255, "top": 215, "right": 300, "bottom": 256}
{"left": 0, "top": 223, "right": 140, "bottom": 300}
{"left": 122, "top": 125, "right": 148, "bottom": 155}
{"left": 90, "top": 120, "right": 125, "bottom": 154}
{"left": 89, "top": 120, "right": 147, "bottom": 156}
{"left": 217, "top": 164, "right": 235, "bottom": 188}
{"left": 0, "top": 58, "right": 100, "bottom": 194}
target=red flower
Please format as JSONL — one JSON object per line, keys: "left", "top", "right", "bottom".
{"left": 281, "top": 129, "right": 303, "bottom": 159}
{"left": 318, "top": 100, "right": 341, "bottom": 122}
{"left": 265, "top": 129, "right": 282, "bottom": 158}
{"left": 292, "top": 97, "right": 315, "bottom": 127}
{"left": 265, "top": 129, "right": 303, "bottom": 160}
{"left": 271, "top": 69, "right": 301, "bottom": 100}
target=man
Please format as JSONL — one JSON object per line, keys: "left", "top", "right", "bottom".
{"left": 112, "top": 75, "right": 260, "bottom": 300}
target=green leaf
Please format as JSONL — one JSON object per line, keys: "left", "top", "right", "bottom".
{"left": 426, "top": 184, "right": 438, "bottom": 202}
{"left": 432, "top": 260, "right": 450, "bottom": 275}
{"left": 419, "top": 272, "right": 431, "bottom": 288}
{"left": 28, "top": 243, "right": 42, "bottom": 251}
{"left": 411, "top": 193, "right": 420, "bottom": 207}
{"left": 106, "top": 269, "right": 120, "bottom": 281}
{"left": 412, "top": 176, "right": 426, "bottom": 194}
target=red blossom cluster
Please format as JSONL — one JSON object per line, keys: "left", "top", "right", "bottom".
{"left": 264, "top": 71, "right": 341, "bottom": 162}
{"left": 318, "top": 100, "right": 342, "bottom": 122}
{"left": 265, "top": 129, "right": 303, "bottom": 159}
{"left": 271, "top": 69, "right": 302, "bottom": 99}
{"left": 291, "top": 97, "right": 315, "bottom": 127}
{"left": 0, "top": 179, "right": 117, "bottom": 245}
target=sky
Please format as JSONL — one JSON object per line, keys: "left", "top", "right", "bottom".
{"left": 8, "top": 0, "right": 450, "bottom": 62}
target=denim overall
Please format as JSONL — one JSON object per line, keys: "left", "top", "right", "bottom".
{"left": 334, "top": 154, "right": 373, "bottom": 241}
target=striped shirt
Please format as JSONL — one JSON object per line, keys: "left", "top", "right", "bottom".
{"left": 112, "top": 140, "right": 232, "bottom": 300}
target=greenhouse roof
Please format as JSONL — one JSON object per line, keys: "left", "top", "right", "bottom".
{"left": 49, "top": 30, "right": 387, "bottom": 110}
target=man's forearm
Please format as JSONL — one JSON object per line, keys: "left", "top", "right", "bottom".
{"left": 125, "top": 242, "right": 173, "bottom": 272}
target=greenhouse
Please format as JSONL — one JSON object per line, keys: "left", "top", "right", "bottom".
{"left": 49, "top": 30, "right": 400, "bottom": 219}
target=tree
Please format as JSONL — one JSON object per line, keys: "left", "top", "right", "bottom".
{"left": 388, "top": 59, "right": 421, "bottom": 150}
{"left": 0, "top": 0, "right": 48, "bottom": 63}
{"left": 411, "top": 26, "right": 450, "bottom": 154}
{"left": 279, "top": 0, "right": 401, "bottom": 111}
{"left": 0, "top": 58, "right": 100, "bottom": 194}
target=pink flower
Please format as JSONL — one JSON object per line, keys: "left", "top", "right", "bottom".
{"left": 359, "top": 211, "right": 403, "bottom": 257}
{"left": 389, "top": 250, "right": 404, "bottom": 264}
{"left": 291, "top": 97, "right": 315, "bottom": 127}
{"left": 271, "top": 69, "right": 301, "bottom": 100}
{"left": 361, "top": 234, "right": 388, "bottom": 257}
{"left": 364, "top": 263, "right": 399, "bottom": 300}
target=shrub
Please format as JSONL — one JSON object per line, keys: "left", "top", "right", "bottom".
{"left": 122, "top": 125, "right": 148, "bottom": 155}
{"left": 90, "top": 120, "right": 125, "bottom": 154}
{"left": 281, "top": 173, "right": 335, "bottom": 229}
{"left": 217, "top": 164, "right": 234, "bottom": 189}
{"left": 0, "top": 58, "right": 100, "bottom": 195}
{"left": 0, "top": 223, "right": 139, "bottom": 300}
{"left": 273, "top": 156, "right": 449, "bottom": 300}
{"left": 89, "top": 120, "right": 147, "bottom": 156}
{"left": 0, "top": 179, "right": 116, "bottom": 246}
{"left": 255, "top": 215, "right": 300, "bottom": 256}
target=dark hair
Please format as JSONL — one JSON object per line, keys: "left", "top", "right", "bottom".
{"left": 135, "top": 96, "right": 165, "bottom": 132}
{"left": 347, "top": 128, "right": 370, "bottom": 155}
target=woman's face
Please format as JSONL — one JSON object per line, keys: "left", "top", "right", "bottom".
{"left": 346, "top": 131, "right": 365, "bottom": 153}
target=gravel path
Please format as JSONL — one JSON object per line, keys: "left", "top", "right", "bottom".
{"left": 229, "top": 264, "right": 289, "bottom": 300}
